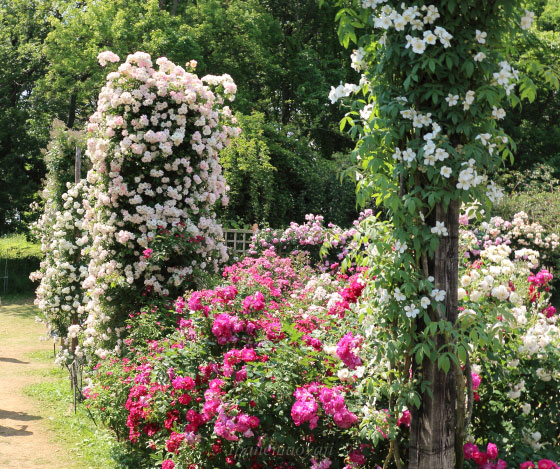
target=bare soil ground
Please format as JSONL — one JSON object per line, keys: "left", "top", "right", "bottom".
{"left": 0, "top": 297, "right": 75, "bottom": 468}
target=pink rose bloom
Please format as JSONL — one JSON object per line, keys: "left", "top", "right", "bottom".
{"left": 311, "top": 458, "right": 332, "bottom": 469}
{"left": 487, "top": 442, "right": 498, "bottom": 459}
{"left": 538, "top": 461, "right": 560, "bottom": 469}
{"left": 348, "top": 448, "right": 366, "bottom": 465}
{"left": 472, "top": 372, "right": 482, "bottom": 391}
{"left": 235, "top": 366, "right": 247, "bottom": 382}
{"left": 336, "top": 333, "right": 364, "bottom": 370}
{"left": 143, "top": 248, "right": 153, "bottom": 258}
{"left": 520, "top": 463, "right": 536, "bottom": 469}
{"left": 243, "top": 291, "right": 266, "bottom": 312}
{"left": 241, "top": 348, "right": 258, "bottom": 362}
{"left": 162, "top": 460, "right": 175, "bottom": 469}
{"left": 464, "top": 442, "right": 478, "bottom": 460}
{"left": 544, "top": 305, "right": 557, "bottom": 318}
{"left": 397, "top": 409, "right": 411, "bottom": 427}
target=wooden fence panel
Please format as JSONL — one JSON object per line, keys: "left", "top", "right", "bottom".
{"left": 223, "top": 229, "right": 254, "bottom": 257}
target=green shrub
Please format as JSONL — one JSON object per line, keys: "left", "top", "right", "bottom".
{"left": 0, "top": 234, "right": 42, "bottom": 296}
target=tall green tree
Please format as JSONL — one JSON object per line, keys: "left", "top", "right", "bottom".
{"left": 501, "top": 0, "right": 560, "bottom": 175}
{"left": 31, "top": 0, "right": 359, "bottom": 227}
{"left": 0, "top": 0, "right": 56, "bottom": 233}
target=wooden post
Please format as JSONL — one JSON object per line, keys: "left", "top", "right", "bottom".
{"left": 409, "top": 200, "right": 459, "bottom": 468}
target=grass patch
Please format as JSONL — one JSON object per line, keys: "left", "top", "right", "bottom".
{"left": 0, "top": 234, "right": 41, "bottom": 258}
{"left": 24, "top": 364, "right": 116, "bottom": 469}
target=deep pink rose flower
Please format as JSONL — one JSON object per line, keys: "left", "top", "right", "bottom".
{"left": 538, "top": 460, "right": 559, "bottom": 469}
{"left": 397, "top": 410, "right": 411, "bottom": 427}
{"left": 464, "top": 442, "right": 478, "bottom": 460}
{"left": 544, "top": 305, "right": 557, "bottom": 318}
{"left": 487, "top": 442, "right": 498, "bottom": 459}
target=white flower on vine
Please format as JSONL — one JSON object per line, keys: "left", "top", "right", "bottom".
{"left": 520, "top": 10, "right": 535, "bottom": 30}
{"left": 395, "top": 240, "right": 407, "bottom": 253}
{"left": 440, "top": 166, "right": 452, "bottom": 178}
{"left": 405, "top": 304, "right": 420, "bottom": 318}
{"left": 394, "top": 288, "right": 406, "bottom": 302}
{"left": 431, "top": 221, "right": 448, "bottom": 237}
{"left": 475, "top": 30, "right": 487, "bottom": 44}
{"left": 402, "top": 148, "right": 416, "bottom": 162}
{"left": 431, "top": 289, "right": 446, "bottom": 302}
{"left": 474, "top": 52, "right": 486, "bottom": 62}
{"left": 492, "top": 107, "right": 506, "bottom": 120}
{"left": 423, "top": 30, "right": 437, "bottom": 45}
{"left": 445, "top": 94, "right": 459, "bottom": 106}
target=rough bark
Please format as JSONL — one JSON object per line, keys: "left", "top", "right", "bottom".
{"left": 409, "top": 199, "right": 459, "bottom": 469}
{"left": 67, "top": 92, "right": 77, "bottom": 129}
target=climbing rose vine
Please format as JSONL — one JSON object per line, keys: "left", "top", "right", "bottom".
{"left": 82, "top": 51, "right": 240, "bottom": 358}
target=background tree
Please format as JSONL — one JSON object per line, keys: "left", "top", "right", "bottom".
{"left": 22, "top": 0, "right": 359, "bottom": 230}
{"left": 0, "top": 0, "right": 56, "bottom": 234}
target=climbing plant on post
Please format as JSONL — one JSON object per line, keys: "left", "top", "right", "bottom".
{"left": 327, "top": 1, "right": 555, "bottom": 467}
{"left": 83, "top": 52, "right": 240, "bottom": 359}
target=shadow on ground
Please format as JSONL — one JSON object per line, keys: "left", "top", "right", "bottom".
{"left": 0, "top": 424, "right": 34, "bottom": 437}
{"left": 0, "top": 357, "right": 29, "bottom": 364}
{"left": 0, "top": 297, "right": 37, "bottom": 320}
{"left": 0, "top": 409, "right": 42, "bottom": 422}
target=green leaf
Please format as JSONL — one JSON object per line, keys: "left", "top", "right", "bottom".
{"left": 438, "top": 355, "right": 450, "bottom": 374}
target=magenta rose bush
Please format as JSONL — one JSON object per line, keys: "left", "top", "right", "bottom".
{"left": 83, "top": 210, "right": 560, "bottom": 468}
{"left": 85, "top": 249, "right": 382, "bottom": 468}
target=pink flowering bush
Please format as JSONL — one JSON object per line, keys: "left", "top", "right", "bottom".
{"left": 85, "top": 250, "right": 380, "bottom": 468}
{"left": 81, "top": 52, "right": 241, "bottom": 357}
{"left": 81, "top": 210, "right": 560, "bottom": 468}
{"left": 248, "top": 211, "right": 374, "bottom": 270}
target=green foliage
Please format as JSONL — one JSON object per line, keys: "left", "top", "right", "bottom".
{"left": 501, "top": 0, "right": 560, "bottom": 176}
{"left": 0, "top": 234, "right": 41, "bottom": 258}
{"left": 0, "top": 0, "right": 54, "bottom": 234}
{"left": 495, "top": 164, "right": 560, "bottom": 237}
{"left": 221, "top": 112, "right": 358, "bottom": 228}
{"left": 219, "top": 113, "right": 277, "bottom": 226}
{"left": 0, "top": 234, "right": 42, "bottom": 296}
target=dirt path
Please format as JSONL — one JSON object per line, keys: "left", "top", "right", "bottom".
{"left": 0, "top": 298, "right": 75, "bottom": 468}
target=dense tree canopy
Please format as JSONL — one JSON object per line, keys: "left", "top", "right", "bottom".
{"left": 0, "top": 0, "right": 559, "bottom": 234}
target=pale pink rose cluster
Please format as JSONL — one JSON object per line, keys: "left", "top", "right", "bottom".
{"left": 82, "top": 52, "right": 240, "bottom": 353}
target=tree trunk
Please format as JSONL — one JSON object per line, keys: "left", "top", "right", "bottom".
{"left": 409, "top": 200, "right": 459, "bottom": 469}
{"left": 67, "top": 92, "right": 77, "bottom": 129}
{"left": 171, "top": 0, "right": 179, "bottom": 15}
